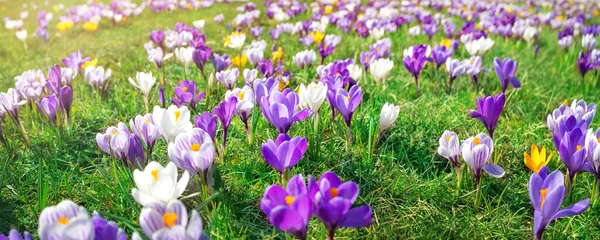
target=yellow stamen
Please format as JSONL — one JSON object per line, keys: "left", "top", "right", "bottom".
{"left": 111, "top": 130, "right": 118, "bottom": 135}
{"left": 145, "top": 119, "right": 150, "bottom": 123}
{"left": 174, "top": 111, "right": 181, "bottom": 121}
{"left": 473, "top": 137, "right": 481, "bottom": 145}
{"left": 237, "top": 91, "right": 245, "bottom": 99}
{"left": 182, "top": 87, "right": 188, "bottom": 92}
{"left": 563, "top": 99, "right": 569, "bottom": 105}
{"left": 330, "top": 188, "right": 339, "bottom": 198}
{"left": 540, "top": 188, "right": 548, "bottom": 209}
{"left": 345, "top": 95, "right": 350, "bottom": 100}
{"left": 285, "top": 196, "right": 295, "bottom": 206}
{"left": 58, "top": 216, "right": 69, "bottom": 225}
{"left": 576, "top": 145, "right": 582, "bottom": 151}
{"left": 191, "top": 143, "right": 201, "bottom": 152}
{"left": 445, "top": 135, "right": 451, "bottom": 141}
{"left": 162, "top": 213, "right": 178, "bottom": 228}
{"left": 151, "top": 170, "right": 159, "bottom": 181}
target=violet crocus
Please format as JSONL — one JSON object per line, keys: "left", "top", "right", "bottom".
{"left": 62, "top": 50, "right": 90, "bottom": 73}
{"left": 171, "top": 80, "right": 205, "bottom": 110}
{"left": 213, "top": 53, "right": 231, "bottom": 72}
{"left": 130, "top": 113, "right": 161, "bottom": 157}
{"left": 251, "top": 26, "right": 263, "bottom": 38}
{"left": 260, "top": 174, "right": 312, "bottom": 240}
{"left": 494, "top": 58, "right": 521, "bottom": 93}
{"left": 149, "top": 29, "right": 164, "bottom": 45}
{"left": 139, "top": 200, "right": 208, "bottom": 240}
{"left": 402, "top": 45, "right": 429, "bottom": 94}
{"left": 445, "top": 58, "right": 466, "bottom": 93}
{"left": 331, "top": 85, "right": 362, "bottom": 128}
{"left": 428, "top": 45, "right": 452, "bottom": 69}
{"left": 529, "top": 169, "right": 589, "bottom": 240}
{"left": 262, "top": 133, "right": 307, "bottom": 176}
{"left": 92, "top": 212, "right": 128, "bottom": 240}
{"left": 260, "top": 89, "right": 311, "bottom": 134}
{"left": 36, "top": 94, "right": 58, "bottom": 124}
{"left": 168, "top": 128, "right": 215, "bottom": 181}
{"left": 470, "top": 93, "right": 506, "bottom": 139}
{"left": 465, "top": 56, "right": 483, "bottom": 86}
{"left": 0, "top": 229, "right": 32, "bottom": 240}
{"left": 318, "top": 43, "right": 335, "bottom": 64}
{"left": 158, "top": 87, "right": 166, "bottom": 108}
{"left": 195, "top": 111, "right": 218, "bottom": 140}
{"left": 555, "top": 127, "right": 590, "bottom": 195}
{"left": 461, "top": 133, "right": 505, "bottom": 205}
{"left": 193, "top": 45, "right": 212, "bottom": 81}
{"left": 45, "top": 64, "right": 62, "bottom": 94}
{"left": 309, "top": 172, "right": 373, "bottom": 239}
{"left": 213, "top": 96, "right": 238, "bottom": 150}
{"left": 38, "top": 200, "right": 94, "bottom": 240}
{"left": 423, "top": 23, "right": 439, "bottom": 39}
{"left": 216, "top": 68, "right": 239, "bottom": 90}
{"left": 578, "top": 52, "right": 593, "bottom": 78}
{"left": 258, "top": 60, "right": 275, "bottom": 77}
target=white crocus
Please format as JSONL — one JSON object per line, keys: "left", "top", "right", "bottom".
{"left": 408, "top": 25, "right": 421, "bottom": 36}
{"left": 465, "top": 37, "right": 494, "bottom": 56}
{"left": 379, "top": 102, "right": 400, "bottom": 133}
{"left": 225, "top": 32, "right": 246, "bottom": 49}
{"left": 299, "top": 82, "right": 327, "bottom": 115}
{"left": 131, "top": 161, "right": 190, "bottom": 206}
{"left": 370, "top": 27, "right": 385, "bottom": 40}
{"left": 129, "top": 72, "right": 156, "bottom": 111}
{"left": 346, "top": 64, "right": 363, "bottom": 81}
{"left": 174, "top": 46, "right": 194, "bottom": 71}
{"left": 193, "top": 19, "right": 205, "bottom": 29}
{"left": 582, "top": 34, "right": 597, "bottom": 51}
{"left": 15, "top": 29, "right": 27, "bottom": 41}
{"left": 152, "top": 105, "right": 193, "bottom": 142}
{"left": 369, "top": 58, "right": 394, "bottom": 83}
{"left": 522, "top": 26, "right": 538, "bottom": 44}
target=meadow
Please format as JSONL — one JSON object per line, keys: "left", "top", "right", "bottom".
{"left": 0, "top": 0, "right": 600, "bottom": 239}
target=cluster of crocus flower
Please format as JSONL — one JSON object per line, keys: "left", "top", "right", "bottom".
{"left": 261, "top": 172, "right": 372, "bottom": 240}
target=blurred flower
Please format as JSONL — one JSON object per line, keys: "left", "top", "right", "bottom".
{"left": 369, "top": 58, "right": 393, "bottom": 83}
{"left": 84, "top": 66, "right": 112, "bottom": 95}
{"left": 139, "top": 200, "right": 208, "bottom": 239}
{"left": 0, "top": 229, "right": 32, "bottom": 240}
{"left": 148, "top": 47, "right": 173, "bottom": 69}
{"left": 38, "top": 200, "right": 93, "bottom": 240}
{"left": 129, "top": 72, "right": 156, "bottom": 109}
{"left": 232, "top": 54, "right": 248, "bottom": 68}
{"left": 465, "top": 37, "right": 494, "bottom": 56}
{"left": 494, "top": 58, "right": 521, "bottom": 93}
{"left": 149, "top": 29, "right": 164, "bottom": 45}
{"left": 63, "top": 50, "right": 90, "bottom": 73}
{"left": 15, "top": 29, "right": 27, "bottom": 41}
{"left": 82, "top": 21, "right": 98, "bottom": 32}
{"left": 582, "top": 34, "right": 597, "bottom": 52}
{"left": 224, "top": 31, "right": 246, "bottom": 49}
{"left": 212, "top": 53, "right": 231, "bottom": 72}
{"left": 216, "top": 68, "right": 239, "bottom": 90}
{"left": 174, "top": 47, "right": 194, "bottom": 70}
{"left": 379, "top": 102, "right": 399, "bottom": 133}
{"left": 81, "top": 58, "right": 98, "bottom": 70}
{"left": 56, "top": 20, "right": 73, "bottom": 32}
{"left": 36, "top": 94, "right": 58, "bottom": 124}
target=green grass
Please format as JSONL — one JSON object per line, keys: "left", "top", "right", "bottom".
{"left": 1, "top": 0, "right": 600, "bottom": 239}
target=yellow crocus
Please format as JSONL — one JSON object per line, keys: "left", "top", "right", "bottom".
{"left": 324, "top": 6, "right": 333, "bottom": 15}
{"left": 440, "top": 39, "right": 451, "bottom": 49}
{"left": 83, "top": 21, "right": 98, "bottom": 32}
{"left": 309, "top": 31, "right": 324, "bottom": 44}
{"left": 272, "top": 47, "right": 284, "bottom": 62}
{"left": 82, "top": 58, "right": 98, "bottom": 70}
{"left": 57, "top": 20, "right": 74, "bottom": 32}
{"left": 232, "top": 54, "right": 248, "bottom": 68}
{"left": 524, "top": 144, "right": 552, "bottom": 173}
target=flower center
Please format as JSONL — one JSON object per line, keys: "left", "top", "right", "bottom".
{"left": 445, "top": 135, "right": 451, "bottom": 141}
{"left": 576, "top": 145, "right": 582, "bottom": 151}
{"left": 539, "top": 188, "right": 548, "bottom": 209}
{"left": 345, "top": 95, "right": 350, "bottom": 100}
{"left": 237, "top": 91, "right": 245, "bottom": 99}
{"left": 145, "top": 119, "right": 150, "bottom": 124}
{"left": 191, "top": 143, "right": 201, "bottom": 151}
{"left": 162, "top": 213, "right": 178, "bottom": 228}
{"left": 174, "top": 111, "right": 181, "bottom": 121}
{"left": 285, "top": 196, "right": 295, "bottom": 206}
{"left": 58, "top": 216, "right": 69, "bottom": 225}
{"left": 151, "top": 170, "right": 159, "bottom": 181}
{"left": 473, "top": 137, "right": 481, "bottom": 145}
{"left": 182, "top": 87, "right": 188, "bottom": 92}
{"left": 330, "top": 187, "right": 339, "bottom": 198}
{"left": 111, "top": 130, "right": 118, "bottom": 135}
{"left": 365, "top": 56, "right": 370, "bottom": 62}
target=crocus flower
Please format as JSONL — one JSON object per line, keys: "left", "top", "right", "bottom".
{"left": 262, "top": 134, "right": 307, "bottom": 174}
{"left": 84, "top": 66, "right": 112, "bottom": 95}
{"left": 224, "top": 31, "right": 246, "bottom": 49}
{"left": 494, "top": 58, "right": 521, "bottom": 93}
{"left": 168, "top": 128, "right": 215, "bottom": 179}
{"left": 346, "top": 64, "right": 362, "bottom": 82}
{"left": 464, "top": 56, "right": 483, "bottom": 85}
{"left": 212, "top": 53, "right": 231, "bottom": 72}
{"left": 225, "top": 85, "right": 254, "bottom": 131}
{"left": 529, "top": 170, "right": 589, "bottom": 240}
{"left": 470, "top": 93, "right": 506, "bottom": 138}
{"left": 438, "top": 131, "right": 461, "bottom": 170}
{"left": 582, "top": 34, "right": 597, "bottom": 52}
{"left": 461, "top": 133, "right": 505, "bottom": 196}
{"left": 379, "top": 102, "right": 400, "bottom": 133}
{"left": 524, "top": 144, "right": 553, "bottom": 174}
{"left": 251, "top": 26, "right": 263, "bottom": 38}
{"left": 260, "top": 174, "right": 312, "bottom": 240}
{"left": 213, "top": 96, "right": 238, "bottom": 148}
{"left": 298, "top": 82, "right": 327, "bottom": 118}
{"left": 45, "top": 65, "right": 62, "bottom": 94}
{"left": 131, "top": 161, "right": 189, "bottom": 206}
{"left": 318, "top": 43, "right": 334, "bottom": 63}
{"left": 139, "top": 200, "right": 208, "bottom": 240}
{"left": 578, "top": 52, "right": 593, "bottom": 78}
{"left": 92, "top": 212, "right": 128, "bottom": 240}
{"left": 369, "top": 58, "right": 394, "bottom": 83}
{"left": 243, "top": 69, "right": 258, "bottom": 84}
{"left": 195, "top": 112, "right": 218, "bottom": 140}
{"left": 36, "top": 94, "right": 58, "bottom": 124}
{"left": 402, "top": 45, "right": 429, "bottom": 94}
{"left": 465, "top": 37, "right": 494, "bottom": 56}
{"left": 129, "top": 72, "right": 156, "bottom": 110}
{"left": 556, "top": 127, "right": 590, "bottom": 189}
{"left": 246, "top": 47, "right": 264, "bottom": 65}
{"left": 149, "top": 29, "right": 164, "bottom": 45}
{"left": 192, "top": 45, "right": 212, "bottom": 77}
{"left": 293, "top": 50, "right": 317, "bottom": 68}
{"left": 423, "top": 23, "right": 439, "bottom": 39}
{"left": 174, "top": 46, "right": 194, "bottom": 71}
{"left": 158, "top": 87, "right": 166, "bottom": 108}
{"left": 428, "top": 45, "right": 452, "bottom": 69}
{"left": 445, "top": 58, "right": 466, "bottom": 92}
{"left": 63, "top": 50, "right": 90, "bottom": 73}
{"left": 331, "top": 85, "right": 362, "bottom": 128}
{"left": 14, "top": 69, "right": 45, "bottom": 100}
{"left": 260, "top": 89, "right": 311, "bottom": 134}
{"left": 309, "top": 172, "right": 373, "bottom": 238}
{"left": 130, "top": 114, "right": 161, "bottom": 156}
{"left": 152, "top": 105, "right": 193, "bottom": 143}
{"left": 38, "top": 200, "right": 94, "bottom": 240}
{"left": 0, "top": 230, "right": 32, "bottom": 240}
{"left": 216, "top": 68, "right": 239, "bottom": 89}
{"left": 96, "top": 122, "right": 132, "bottom": 163}
{"left": 148, "top": 47, "right": 173, "bottom": 69}
{"left": 257, "top": 60, "right": 275, "bottom": 77}
{"left": 171, "top": 80, "right": 205, "bottom": 110}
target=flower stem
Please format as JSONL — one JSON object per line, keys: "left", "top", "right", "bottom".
{"left": 592, "top": 178, "right": 599, "bottom": 206}
{"left": 474, "top": 176, "right": 482, "bottom": 207}
{"left": 345, "top": 126, "right": 352, "bottom": 151}
{"left": 455, "top": 165, "right": 462, "bottom": 191}
{"left": 16, "top": 118, "right": 30, "bottom": 147}
{"left": 327, "top": 230, "right": 335, "bottom": 240}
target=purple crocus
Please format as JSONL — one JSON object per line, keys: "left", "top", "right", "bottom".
{"left": 195, "top": 111, "right": 218, "bottom": 140}
{"left": 331, "top": 85, "right": 362, "bottom": 128}
{"left": 258, "top": 60, "right": 275, "bottom": 78}
{"left": 193, "top": 45, "right": 212, "bottom": 81}
{"left": 423, "top": 23, "right": 439, "bottom": 39}
{"left": 529, "top": 169, "right": 589, "bottom": 240}
{"left": 36, "top": 94, "right": 58, "bottom": 124}
{"left": 260, "top": 174, "right": 313, "bottom": 240}
{"left": 578, "top": 52, "right": 593, "bottom": 78}
{"left": 261, "top": 133, "right": 307, "bottom": 174}
{"left": 470, "top": 93, "right": 506, "bottom": 138}
{"left": 92, "top": 212, "right": 128, "bottom": 240}
{"left": 46, "top": 65, "right": 62, "bottom": 94}
{"left": 556, "top": 127, "right": 590, "bottom": 193}
{"left": 360, "top": 52, "right": 373, "bottom": 69}
{"left": 318, "top": 43, "right": 335, "bottom": 64}
{"left": 139, "top": 200, "right": 208, "bottom": 240}
{"left": 309, "top": 172, "right": 373, "bottom": 239}
{"left": 445, "top": 58, "right": 466, "bottom": 92}
{"left": 428, "top": 45, "right": 452, "bottom": 69}
{"left": 168, "top": 128, "right": 215, "bottom": 180}
{"left": 251, "top": 26, "right": 263, "bottom": 38}
{"left": 461, "top": 133, "right": 505, "bottom": 205}
{"left": 213, "top": 53, "right": 231, "bottom": 72}
{"left": 260, "top": 89, "right": 311, "bottom": 134}
{"left": 130, "top": 114, "right": 161, "bottom": 156}
{"left": 62, "top": 50, "right": 90, "bottom": 73}
{"left": 149, "top": 29, "right": 164, "bottom": 45}
{"left": 38, "top": 200, "right": 94, "bottom": 240}
{"left": 171, "top": 80, "right": 205, "bottom": 110}
{"left": 158, "top": 87, "right": 166, "bottom": 108}
{"left": 494, "top": 57, "right": 521, "bottom": 93}
{"left": 0, "top": 230, "right": 32, "bottom": 240}
{"left": 402, "top": 45, "right": 429, "bottom": 94}
{"left": 213, "top": 96, "right": 238, "bottom": 149}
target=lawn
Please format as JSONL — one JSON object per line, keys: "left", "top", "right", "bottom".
{"left": 0, "top": 0, "right": 599, "bottom": 239}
